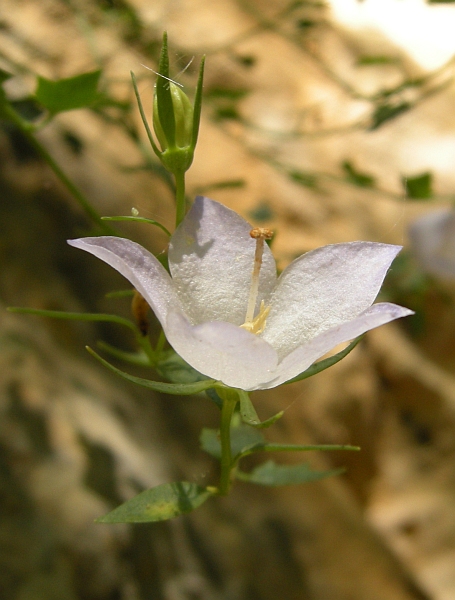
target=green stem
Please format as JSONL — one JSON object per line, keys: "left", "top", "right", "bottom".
{"left": 217, "top": 388, "right": 239, "bottom": 496}
{"left": 174, "top": 169, "right": 186, "bottom": 228}
{"left": 1, "top": 102, "right": 114, "bottom": 234}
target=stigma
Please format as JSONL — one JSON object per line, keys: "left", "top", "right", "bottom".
{"left": 240, "top": 227, "right": 273, "bottom": 335}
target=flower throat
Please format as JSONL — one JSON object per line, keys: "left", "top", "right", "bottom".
{"left": 240, "top": 227, "right": 273, "bottom": 335}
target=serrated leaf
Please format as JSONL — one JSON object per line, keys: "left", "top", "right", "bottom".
{"left": 402, "top": 172, "right": 433, "bottom": 199}
{"left": 237, "top": 460, "right": 343, "bottom": 486}
{"left": 200, "top": 425, "right": 265, "bottom": 460}
{"left": 285, "top": 336, "right": 363, "bottom": 385}
{"left": 35, "top": 70, "right": 102, "bottom": 114}
{"left": 97, "top": 482, "right": 213, "bottom": 523}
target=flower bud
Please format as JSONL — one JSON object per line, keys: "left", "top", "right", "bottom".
{"left": 153, "top": 82, "right": 193, "bottom": 151}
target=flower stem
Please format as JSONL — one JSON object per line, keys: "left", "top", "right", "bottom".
{"left": 217, "top": 388, "right": 239, "bottom": 496}
{"left": 174, "top": 169, "right": 186, "bottom": 228}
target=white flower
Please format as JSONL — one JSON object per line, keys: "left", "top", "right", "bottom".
{"left": 409, "top": 208, "right": 455, "bottom": 280}
{"left": 68, "top": 196, "right": 412, "bottom": 391}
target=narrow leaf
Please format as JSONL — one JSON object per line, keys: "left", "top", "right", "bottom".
{"left": 236, "top": 442, "right": 360, "bottom": 461}
{"left": 285, "top": 336, "right": 363, "bottom": 385}
{"left": 86, "top": 346, "right": 217, "bottom": 395}
{"left": 97, "top": 482, "right": 213, "bottom": 523}
{"left": 101, "top": 215, "right": 171, "bottom": 236}
{"left": 236, "top": 460, "right": 344, "bottom": 486}
{"left": 36, "top": 70, "right": 102, "bottom": 114}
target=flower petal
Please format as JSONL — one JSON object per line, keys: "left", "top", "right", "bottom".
{"left": 168, "top": 196, "right": 277, "bottom": 325}
{"left": 409, "top": 209, "right": 455, "bottom": 279}
{"left": 257, "top": 302, "right": 413, "bottom": 390}
{"left": 67, "top": 237, "right": 182, "bottom": 327}
{"left": 165, "top": 311, "right": 278, "bottom": 390}
{"left": 262, "top": 242, "right": 402, "bottom": 358}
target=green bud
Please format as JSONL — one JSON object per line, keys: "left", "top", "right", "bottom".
{"left": 153, "top": 82, "right": 194, "bottom": 151}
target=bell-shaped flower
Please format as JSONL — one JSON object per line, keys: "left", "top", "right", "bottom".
{"left": 68, "top": 196, "right": 412, "bottom": 391}
{"left": 409, "top": 208, "right": 455, "bottom": 280}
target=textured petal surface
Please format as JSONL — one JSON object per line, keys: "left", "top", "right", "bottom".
{"left": 169, "top": 196, "right": 276, "bottom": 325}
{"left": 261, "top": 242, "right": 402, "bottom": 359}
{"left": 165, "top": 311, "right": 278, "bottom": 390}
{"left": 258, "top": 303, "right": 413, "bottom": 390}
{"left": 409, "top": 209, "right": 455, "bottom": 279}
{"left": 68, "top": 237, "right": 182, "bottom": 328}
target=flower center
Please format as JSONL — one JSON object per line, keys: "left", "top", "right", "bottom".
{"left": 240, "top": 227, "right": 273, "bottom": 335}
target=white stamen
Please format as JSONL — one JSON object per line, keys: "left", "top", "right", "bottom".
{"left": 241, "top": 227, "right": 273, "bottom": 333}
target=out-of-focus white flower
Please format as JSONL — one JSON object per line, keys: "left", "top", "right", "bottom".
{"left": 409, "top": 208, "right": 455, "bottom": 280}
{"left": 69, "top": 196, "right": 412, "bottom": 391}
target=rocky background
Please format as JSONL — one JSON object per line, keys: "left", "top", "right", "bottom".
{"left": 1, "top": 1, "right": 455, "bottom": 599}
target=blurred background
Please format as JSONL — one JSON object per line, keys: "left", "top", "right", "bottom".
{"left": 1, "top": 1, "right": 455, "bottom": 599}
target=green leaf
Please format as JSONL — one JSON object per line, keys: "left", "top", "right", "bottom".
{"left": 35, "top": 70, "right": 102, "bottom": 114}
{"left": 87, "top": 347, "right": 217, "bottom": 395}
{"left": 96, "top": 341, "right": 151, "bottom": 366}
{"left": 236, "top": 460, "right": 344, "bottom": 486}
{"left": 97, "top": 482, "right": 213, "bottom": 523}
{"left": 238, "top": 390, "right": 283, "bottom": 428}
{"left": 341, "top": 161, "right": 375, "bottom": 188}
{"left": 200, "top": 424, "right": 265, "bottom": 460}
{"left": 402, "top": 172, "right": 433, "bottom": 199}
{"left": 284, "top": 336, "right": 363, "bottom": 384}
{"left": 288, "top": 169, "right": 318, "bottom": 189}
{"left": 370, "top": 101, "right": 410, "bottom": 130}
{"left": 101, "top": 215, "right": 171, "bottom": 236}
{"left": 0, "top": 68, "right": 13, "bottom": 86}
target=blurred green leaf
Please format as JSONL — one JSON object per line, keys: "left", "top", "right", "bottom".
{"left": 356, "top": 55, "right": 399, "bottom": 66}
{"left": 370, "top": 101, "right": 410, "bottom": 130}
{"left": 342, "top": 160, "right": 375, "bottom": 188}
{"left": 237, "top": 460, "right": 343, "bottom": 486}
{"left": 402, "top": 172, "right": 433, "bottom": 199}
{"left": 97, "top": 482, "right": 213, "bottom": 523}
{"left": 35, "top": 70, "right": 102, "bottom": 114}
{"left": 288, "top": 169, "right": 318, "bottom": 189}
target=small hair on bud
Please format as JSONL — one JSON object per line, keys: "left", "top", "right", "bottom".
{"left": 250, "top": 227, "right": 273, "bottom": 240}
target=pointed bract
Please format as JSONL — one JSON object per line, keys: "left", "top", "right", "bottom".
{"left": 69, "top": 196, "right": 412, "bottom": 390}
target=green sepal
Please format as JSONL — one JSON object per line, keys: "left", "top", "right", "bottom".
{"left": 284, "top": 336, "right": 363, "bottom": 385}
{"left": 101, "top": 215, "right": 171, "bottom": 236}
{"left": 96, "top": 341, "right": 152, "bottom": 366}
{"left": 35, "top": 70, "right": 102, "bottom": 114}
{"left": 238, "top": 389, "right": 283, "bottom": 428}
{"left": 155, "top": 32, "right": 175, "bottom": 148}
{"left": 156, "top": 352, "right": 210, "bottom": 385}
{"left": 236, "top": 460, "right": 344, "bottom": 486}
{"left": 7, "top": 307, "right": 137, "bottom": 332}
{"left": 86, "top": 346, "right": 217, "bottom": 395}
{"left": 97, "top": 482, "right": 214, "bottom": 523}
{"left": 191, "top": 55, "right": 205, "bottom": 149}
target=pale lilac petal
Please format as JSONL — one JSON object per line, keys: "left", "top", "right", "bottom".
{"left": 68, "top": 237, "right": 182, "bottom": 328}
{"left": 165, "top": 311, "right": 278, "bottom": 390}
{"left": 257, "top": 303, "right": 413, "bottom": 390}
{"left": 409, "top": 209, "right": 455, "bottom": 279}
{"left": 169, "top": 196, "right": 276, "bottom": 325}
{"left": 261, "top": 242, "right": 402, "bottom": 359}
